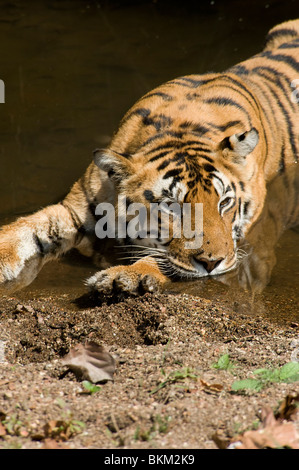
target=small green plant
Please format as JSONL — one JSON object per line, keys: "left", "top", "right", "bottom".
{"left": 212, "top": 353, "right": 235, "bottom": 371}
{"left": 50, "top": 398, "right": 85, "bottom": 439}
{"left": 155, "top": 414, "right": 171, "bottom": 434}
{"left": 134, "top": 414, "right": 171, "bottom": 442}
{"left": 82, "top": 380, "right": 101, "bottom": 394}
{"left": 232, "top": 362, "right": 299, "bottom": 393}
{"left": 150, "top": 367, "right": 198, "bottom": 395}
{"left": 2, "top": 413, "right": 23, "bottom": 436}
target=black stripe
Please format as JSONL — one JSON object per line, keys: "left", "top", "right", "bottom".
{"left": 191, "top": 124, "right": 210, "bottom": 135}
{"left": 266, "top": 28, "right": 298, "bottom": 43}
{"left": 144, "top": 132, "right": 184, "bottom": 150}
{"left": 207, "top": 120, "right": 242, "bottom": 132}
{"left": 163, "top": 168, "right": 183, "bottom": 180}
{"left": 143, "top": 190, "right": 155, "bottom": 202}
{"left": 182, "top": 146, "right": 211, "bottom": 154}
{"left": 243, "top": 200, "right": 250, "bottom": 216}
{"left": 252, "top": 65, "right": 297, "bottom": 111}
{"left": 206, "top": 81, "right": 257, "bottom": 116}
{"left": 204, "top": 97, "right": 243, "bottom": 108}
{"left": 261, "top": 51, "right": 299, "bottom": 72}
{"left": 194, "top": 154, "right": 214, "bottom": 163}
{"left": 33, "top": 233, "right": 45, "bottom": 256}
{"left": 186, "top": 92, "right": 201, "bottom": 100}
{"left": 169, "top": 175, "right": 183, "bottom": 192}
{"left": 253, "top": 69, "right": 298, "bottom": 161}
{"left": 142, "top": 114, "right": 173, "bottom": 132}
{"left": 122, "top": 107, "right": 151, "bottom": 125}
{"left": 144, "top": 91, "right": 173, "bottom": 101}
{"left": 203, "top": 96, "right": 252, "bottom": 121}
{"left": 149, "top": 150, "right": 172, "bottom": 162}
{"left": 229, "top": 64, "right": 249, "bottom": 75}
{"left": 203, "top": 163, "right": 216, "bottom": 173}
{"left": 222, "top": 74, "right": 261, "bottom": 112}
{"left": 279, "top": 145, "right": 286, "bottom": 174}
{"left": 148, "top": 139, "right": 211, "bottom": 161}
{"left": 134, "top": 107, "right": 151, "bottom": 118}
{"left": 158, "top": 159, "right": 172, "bottom": 171}
{"left": 61, "top": 201, "right": 86, "bottom": 235}
{"left": 182, "top": 141, "right": 211, "bottom": 150}
{"left": 178, "top": 122, "right": 210, "bottom": 135}
{"left": 171, "top": 77, "right": 206, "bottom": 88}
{"left": 279, "top": 38, "right": 299, "bottom": 49}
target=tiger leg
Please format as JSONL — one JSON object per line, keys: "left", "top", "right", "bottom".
{"left": 0, "top": 202, "right": 84, "bottom": 292}
{"left": 0, "top": 161, "right": 109, "bottom": 292}
{"left": 86, "top": 257, "right": 168, "bottom": 297}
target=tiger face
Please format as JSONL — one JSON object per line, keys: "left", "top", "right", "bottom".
{"left": 94, "top": 76, "right": 266, "bottom": 279}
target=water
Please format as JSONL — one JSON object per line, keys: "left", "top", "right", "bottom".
{"left": 0, "top": 0, "right": 298, "bottom": 322}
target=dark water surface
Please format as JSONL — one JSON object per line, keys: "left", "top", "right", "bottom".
{"left": 0, "top": 0, "right": 298, "bottom": 321}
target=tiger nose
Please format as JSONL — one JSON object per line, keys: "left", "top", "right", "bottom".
{"left": 193, "top": 257, "right": 223, "bottom": 273}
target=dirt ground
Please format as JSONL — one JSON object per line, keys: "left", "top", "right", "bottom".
{"left": 0, "top": 282, "right": 298, "bottom": 451}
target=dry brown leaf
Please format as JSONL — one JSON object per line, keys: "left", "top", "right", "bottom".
{"left": 0, "top": 422, "right": 6, "bottom": 437}
{"left": 42, "top": 438, "right": 70, "bottom": 449}
{"left": 212, "top": 430, "right": 231, "bottom": 449}
{"left": 275, "top": 393, "right": 299, "bottom": 421}
{"left": 61, "top": 341, "right": 115, "bottom": 383}
{"left": 232, "top": 422, "right": 299, "bottom": 449}
{"left": 43, "top": 419, "right": 72, "bottom": 442}
{"left": 230, "top": 406, "right": 299, "bottom": 449}
{"left": 200, "top": 379, "right": 223, "bottom": 394}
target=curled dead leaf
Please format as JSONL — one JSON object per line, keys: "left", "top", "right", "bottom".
{"left": 200, "top": 379, "right": 223, "bottom": 394}
{"left": 275, "top": 393, "right": 299, "bottom": 421}
{"left": 43, "top": 419, "right": 71, "bottom": 442}
{"left": 42, "top": 438, "right": 70, "bottom": 449}
{"left": 212, "top": 430, "right": 231, "bottom": 449}
{"left": 0, "top": 422, "right": 6, "bottom": 437}
{"left": 61, "top": 341, "right": 115, "bottom": 383}
{"left": 229, "top": 406, "right": 299, "bottom": 449}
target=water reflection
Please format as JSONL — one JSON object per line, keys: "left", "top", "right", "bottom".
{"left": 223, "top": 163, "right": 299, "bottom": 294}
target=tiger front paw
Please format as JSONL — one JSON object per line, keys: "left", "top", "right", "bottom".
{"left": 86, "top": 259, "right": 167, "bottom": 297}
{"left": 0, "top": 226, "right": 42, "bottom": 292}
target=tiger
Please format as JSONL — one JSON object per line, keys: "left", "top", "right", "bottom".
{"left": 0, "top": 19, "right": 298, "bottom": 297}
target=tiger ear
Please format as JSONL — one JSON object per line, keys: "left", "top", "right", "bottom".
{"left": 93, "top": 148, "right": 133, "bottom": 181}
{"left": 220, "top": 128, "right": 259, "bottom": 164}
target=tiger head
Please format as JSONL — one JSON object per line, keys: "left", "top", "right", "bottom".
{"left": 94, "top": 75, "right": 267, "bottom": 279}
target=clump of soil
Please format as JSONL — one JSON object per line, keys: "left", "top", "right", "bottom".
{"left": 0, "top": 291, "right": 298, "bottom": 449}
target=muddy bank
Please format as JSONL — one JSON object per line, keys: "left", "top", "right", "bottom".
{"left": 0, "top": 291, "right": 298, "bottom": 449}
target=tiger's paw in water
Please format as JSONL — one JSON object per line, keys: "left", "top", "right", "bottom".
{"left": 86, "top": 260, "right": 167, "bottom": 298}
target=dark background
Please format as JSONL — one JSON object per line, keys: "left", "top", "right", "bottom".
{"left": 0, "top": 0, "right": 298, "bottom": 220}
